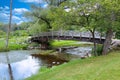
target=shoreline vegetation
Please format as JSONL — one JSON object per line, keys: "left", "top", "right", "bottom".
{"left": 0, "top": 36, "right": 28, "bottom": 52}
{"left": 0, "top": 37, "right": 93, "bottom": 52}
{"left": 26, "top": 50, "right": 120, "bottom": 80}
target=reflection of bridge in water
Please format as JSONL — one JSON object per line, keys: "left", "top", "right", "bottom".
{"left": 30, "top": 31, "right": 105, "bottom": 49}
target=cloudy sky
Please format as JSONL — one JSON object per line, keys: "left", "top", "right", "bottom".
{"left": 0, "top": 0, "right": 46, "bottom": 24}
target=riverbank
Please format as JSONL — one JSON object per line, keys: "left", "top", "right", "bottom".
{"left": 50, "top": 40, "right": 93, "bottom": 48}
{"left": 0, "top": 36, "right": 28, "bottom": 52}
{"left": 27, "top": 50, "right": 120, "bottom": 80}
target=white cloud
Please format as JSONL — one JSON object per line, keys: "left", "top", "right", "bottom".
{"left": 0, "top": 13, "right": 21, "bottom": 21}
{"left": 0, "top": 6, "right": 9, "bottom": 12}
{"left": 0, "top": 7, "right": 3, "bottom": 10}
{"left": 13, "top": 8, "right": 29, "bottom": 15}
{"left": 0, "top": 13, "right": 22, "bottom": 23}
{"left": 0, "top": 13, "right": 9, "bottom": 17}
{"left": 0, "top": 6, "right": 29, "bottom": 24}
{"left": 20, "top": 0, "right": 43, "bottom": 3}
{"left": 0, "top": 6, "right": 9, "bottom": 10}
{"left": 12, "top": 15, "right": 21, "bottom": 21}
{"left": 0, "top": 13, "right": 9, "bottom": 22}
{"left": 5, "top": 6, "right": 9, "bottom": 10}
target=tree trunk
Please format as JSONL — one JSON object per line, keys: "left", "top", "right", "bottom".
{"left": 102, "top": 28, "right": 113, "bottom": 55}
{"left": 91, "top": 31, "right": 97, "bottom": 56}
{"left": 89, "top": 29, "right": 97, "bottom": 56}
{"left": 6, "top": 0, "right": 14, "bottom": 80}
{"left": 6, "top": 0, "right": 12, "bottom": 48}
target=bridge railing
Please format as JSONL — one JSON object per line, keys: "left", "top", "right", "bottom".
{"left": 33, "top": 30, "right": 105, "bottom": 39}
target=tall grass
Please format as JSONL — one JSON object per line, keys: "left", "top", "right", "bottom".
{"left": 92, "top": 44, "right": 103, "bottom": 56}
{"left": 0, "top": 36, "right": 28, "bottom": 52}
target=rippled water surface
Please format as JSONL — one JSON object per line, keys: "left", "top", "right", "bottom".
{"left": 65, "top": 47, "right": 92, "bottom": 57}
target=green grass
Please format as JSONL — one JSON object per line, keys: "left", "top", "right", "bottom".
{"left": 27, "top": 51, "right": 120, "bottom": 80}
{"left": 0, "top": 36, "right": 28, "bottom": 52}
{"left": 51, "top": 40, "right": 92, "bottom": 48}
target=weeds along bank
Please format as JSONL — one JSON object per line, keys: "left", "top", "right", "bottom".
{"left": 0, "top": 36, "right": 28, "bottom": 52}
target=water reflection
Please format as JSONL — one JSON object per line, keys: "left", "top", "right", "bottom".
{"left": 0, "top": 63, "right": 9, "bottom": 80}
{"left": 0, "top": 47, "right": 92, "bottom": 80}
{"left": 0, "top": 50, "right": 70, "bottom": 80}
{"left": 11, "top": 56, "right": 40, "bottom": 80}
{"left": 0, "top": 51, "right": 40, "bottom": 80}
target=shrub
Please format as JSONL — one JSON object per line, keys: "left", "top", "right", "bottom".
{"left": 92, "top": 45, "right": 103, "bottom": 56}
{"left": 96, "top": 45, "right": 103, "bottom": 56}
{"left": 0, "top": 48, "right": 10, "bottom": 52}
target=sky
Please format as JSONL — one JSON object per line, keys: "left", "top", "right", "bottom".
{"left": 0, "top": 0, "right": 47, "bottom": 24}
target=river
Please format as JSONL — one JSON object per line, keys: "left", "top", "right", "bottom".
{"left": 0, "top": 50, "right": 41, "bottom": 80}
{"left": 0, "top": 47, "right": 92, "bottom": 80}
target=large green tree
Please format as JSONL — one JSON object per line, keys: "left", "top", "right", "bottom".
{"left": 51, "top": 0, "right": 103, "bottom": 55}
{"left": 24, "top": 0, "right": 69, "bottom": 34}
{"left": 99, "top": 0, "right": 120, "bottom": 55}
{"left": 51, "top": 0, "right": 120, "bottom": 55}
{"left": 44, "top": 0, "right": 68, "bottom": 6}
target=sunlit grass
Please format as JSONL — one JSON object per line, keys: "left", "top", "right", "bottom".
{"left": 27, "top": 51, "right": 120, "bottom": 80}
{"left": 0, "top": 36, "right": 28, "bottom": 52}
{"left": 51, "top": 40, "right": 93, "bottom": 48}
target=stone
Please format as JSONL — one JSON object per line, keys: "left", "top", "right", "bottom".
{"left": 110, "top": 39, "right": 120, "bottom": 50}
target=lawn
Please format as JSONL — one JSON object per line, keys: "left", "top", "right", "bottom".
{"left": 0, "top": 36, "right": 28, "bottom": 51}
{"left": 51, "top": 40, "right": 93, "bottom": 48}
{"left": 27, "top": 51, "right": 120, "bottom": 80}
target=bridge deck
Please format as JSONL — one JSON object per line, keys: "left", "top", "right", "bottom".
{"left": 33, "top": 31, "right": 105, "bottom": 39}
{"left": 30, "top": 31, "right": 105, "bottom": 44}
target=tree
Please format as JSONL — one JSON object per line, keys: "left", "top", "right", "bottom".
{"left": 24, "top": 5, "right": 52, "bottom": 32}
{"left": 55, "top": 0, "right": 120, "bottom": 55}
{"left": 99, "top": 0, "right": 120, "bottom": 55}
{"left": 24, "top": 0, "right": 69, "bottom": 33}
{"left": 44, "top": 0, "right": 68, "bottom": 6}
{"left": 6, "top": 0, "right": 13, "bottom": 48}
{"left": 6, "top": 0, "right": 14, "bottom": 80}
{"left": 53, "top": 0, "right": 103, "bottom": 56}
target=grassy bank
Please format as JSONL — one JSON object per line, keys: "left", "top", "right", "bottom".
{"left": 27, "top": 51, "right": 120, "bottom": 80}
{"left": 0, "top": 36, "right": 28, "bottom": 52}
{"left": 51, "top": 40, "right": 93, "bottom": 48}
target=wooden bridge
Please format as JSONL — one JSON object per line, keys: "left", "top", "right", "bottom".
{"left": 30, "top": 30, "right": 105, "bottom": 49}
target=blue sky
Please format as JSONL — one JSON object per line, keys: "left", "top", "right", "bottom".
{"left": 0, "top": 0, "right": 47, "bottom": 24}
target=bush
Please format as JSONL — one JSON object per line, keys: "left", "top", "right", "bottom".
{"left": 12, "top": 30, "right": 29, "bottom": 36}
{"left": 0, "top": 30, "right": 6, "bottom": 38}
{"left": 92, "top": 45, "right": 103, "bottom": 56}
{"left": 96, "top": 45, "right": 103, "bottom": 56}
{"left": 0, "top": 48, "right": 10, "bottom": 52}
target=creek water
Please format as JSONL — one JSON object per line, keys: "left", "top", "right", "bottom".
{"left": 0, "top": 47, "right": 92, "bottom": 80}
{"left": 0, "top": 50, "right": 40, "bottom": 80}
{"left": 65, "top": 47, "right": 92, "bottom": 57}
{"left": 0, "top": 50, "right": 67, "bottom": 80}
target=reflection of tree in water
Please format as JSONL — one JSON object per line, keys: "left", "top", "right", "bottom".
{"left": 6, "top": 53, "right": 14, "bottom": 80}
